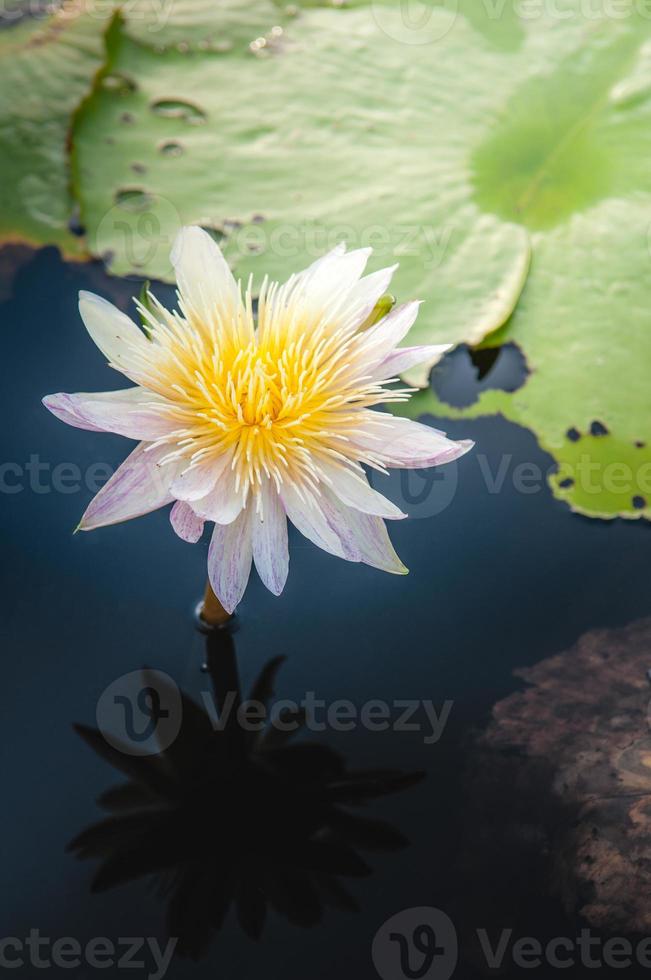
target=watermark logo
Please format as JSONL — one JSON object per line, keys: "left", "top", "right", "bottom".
{"left": 370, "top": 462, "right": 459, "bottom": 519}
{"left": 372, "top": 907, "right": 458, "bottom": 980}
{"left": 373, "top": 908, "right": 651, "bottom": 975}
{"left": 96, "top": 669, "right": 182, "bottom": 756}
{"left": 93, "top": 194, "right": 181, "bottom": 280}
{"left": 371, "top": 0, "right": 460, "bottom": 45}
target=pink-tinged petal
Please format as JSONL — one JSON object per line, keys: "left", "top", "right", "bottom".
{"left": 280, "top": 483, "right": 345, "bottom": 559}
{"left": 171, "top": 226, "right": 239, "bottom": 326}
{"left": 321, "top": 490, "right": 408, "bottom": 575}
{"left": 317, "top": 457, "right": 406, "bottom": 520}
{"left": 79, "top": 442, "right": 181, "bottom": 531}
{"left": 252, "top": 481, "right": 289, "bottom": 596}
{"left": 353, "top": 417, "right": 474, "bottom": 469}
{"left": 369, "top": 344, "right": 451, "bottom": 383}
{"left": 192, "top": 465, "right": 244, "bottom": 525}
{"left": 78, "top": 292, "right": 149, "bottom": 379}
{"left": 170, "top": 500, "right": 204, "bottom": 543}
{"left": 169, "top": 451, "right": 231, "bottom": 502}
{"left": 42, "top": 388, "right": 177, "bottom": 441}
{"left": 208, "top": 507, "right": 253, "bottom": 614}
{"left": 356, "top": 301, "right": 421, "bottom": 365}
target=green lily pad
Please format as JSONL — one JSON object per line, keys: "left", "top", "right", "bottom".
{"left": 122, "top": 0, "right": 296, "bottom": 54}
{"left": 71, "top": 5, "right": 533, "bottom": 353}
{"left": 8, "top": 0, "right": 651, "bottom": 520}
{"left": 397, "top": 23, "right": 651, "bottom": 521}
{"left": 401, "top": 199, "right": 651, "bottom": 521}
{"left": 401, "top": 240, "right": 651, "bottom": 519}
{"left": 0, "top": 4, "right": 112, "bottom": 254}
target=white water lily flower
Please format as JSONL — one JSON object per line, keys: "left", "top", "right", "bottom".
{"left": 43, "top": 227, "right": 472, "bottom": 613}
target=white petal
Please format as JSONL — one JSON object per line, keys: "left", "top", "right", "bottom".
{"left": 353, "top": 416, "right": 474, "bottom": 469}
{"left": 294, "top": 244, "right": 371, "bottom": 322}
{"left": 169, "top": 451, "right": 231, "bottom": 502}
{"left": 280, "top": 484, "right": 345, "bottom": 559}
{"left": 320, "top": 490, "right": 408, "bottom": 575}
{"left": 192, "top": 465, "right": 244, "bottom": 525}
{"left": 42, "top": 388, "right": 177, "bottom": 441}
{"left": 170, "top": 500, "right": 204, "bottom": 543}
{"left": 317, "top": 457, "right": 406, "bottom": 520}
{"left": 208, "top": 507, "right": 253, "bottom": 614}
{"left": 348, "top": 264, "right": 397, "bottom": 328}
{"left": 369, "top": 344, "right": 451, "bottom": 383}
{"left": 252, "top": 481, "right": 289, "bottom": 596}
{"left": 78, "top": 291, "right": 149, "bottom": 379}
{"left": 79, "top": 442, "right": 181, "bottom": 531}
{"left": 355, "top": 301, "right": 421, "bottom": 365}
{"left": 171, "top": 226, "right": 238, "bottom": 325}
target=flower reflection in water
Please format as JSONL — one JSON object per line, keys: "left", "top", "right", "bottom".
{"left": 69, "top": 630, "right": 424, "bottom": 958}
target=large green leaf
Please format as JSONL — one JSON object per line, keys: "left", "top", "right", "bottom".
{"left": 9, "top": 0, "right": 651, "bottom": 520}
{"left": 71, "top": 5, "right": 535, "bottom": 357}
{"left": 0, "top": 0, "right": 302, "bottom": 251}
{"left": 122, "top": 0, "right": 297, "bottom": 53}
{"left": 0, "top": 4, "right": 111, "bottom": 254}
{"left": 400, "top": 197, "right": 651, "bottom": 521}
{"left": 398, "top": 20, "right": 651, "bottom": 521}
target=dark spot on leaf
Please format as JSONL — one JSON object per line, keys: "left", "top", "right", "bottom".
{"left": 636, "top": 441, "right": 646, "bottom": 449}
{"left": 252, "top": 214, "right": 265, "bottom": 224}
{"left": 566, "top": 427, "right": 581, "bottom": 442}
{"left": 131, "top": 163, "right": 147, "bottom": 174}
{"left": 114, "top": 188, "right": 154, "bottom": 212}
{"left": 632, "top": 496, "right": 646, "bottom": 510}
{"left": 559, "top": 477, "right": 574, "bottom": 489}
{"left": 68, "top": 205, "right": 85, "bottom": 238}
{"left": 150, "top": 99, "right": 207, "bottom": 124}
{"left": 101, "top": 73, "right": 137, "bottom": 95}
{"left": 590, "top": 420, "right": 609, "bottom": 437}
{"left": 159, "top": 141, "right": 184, "bottom": 157}
{"left": 199, "top": 226, "right": 226, "bottom": 244}
{"left": 120, "top": 112, "right": 135, "bottom": 125}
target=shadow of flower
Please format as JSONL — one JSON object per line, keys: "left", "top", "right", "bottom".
{"left": 68, "top": 629, "right": 425, "bottom": 958}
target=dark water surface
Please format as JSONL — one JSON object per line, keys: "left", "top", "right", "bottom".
{"left": 3, "top": 246, "right": 651, "bottom": 978}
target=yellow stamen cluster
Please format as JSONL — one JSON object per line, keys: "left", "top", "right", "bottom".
{"left": 127, "top": 284, "right": 409, "bottom": 503}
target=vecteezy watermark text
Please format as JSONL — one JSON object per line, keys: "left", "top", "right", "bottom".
{"left": 96, "top": 669, "right": 454, "bottom": 756}
{"left": 372, "top": 907, "right": 651, "bottom": 980}
{"left": 201, "top": 690, "right": 453, "bottom": 745}
{"left": 371, "top": 0, "right": 651, "bottom": 48}
{"left": 0, "top": 931, "right": 176, "bottom": 979}
{"left": 4, "top": 453, "right": 651, "bottom": 514}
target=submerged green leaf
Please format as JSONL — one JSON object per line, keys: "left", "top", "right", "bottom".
{"left": 0, "top": 4, "right": 112, "bottom": 253}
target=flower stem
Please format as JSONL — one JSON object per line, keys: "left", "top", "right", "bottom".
{"left": 200, "top": 579, "right": 232, "bottom": 628}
